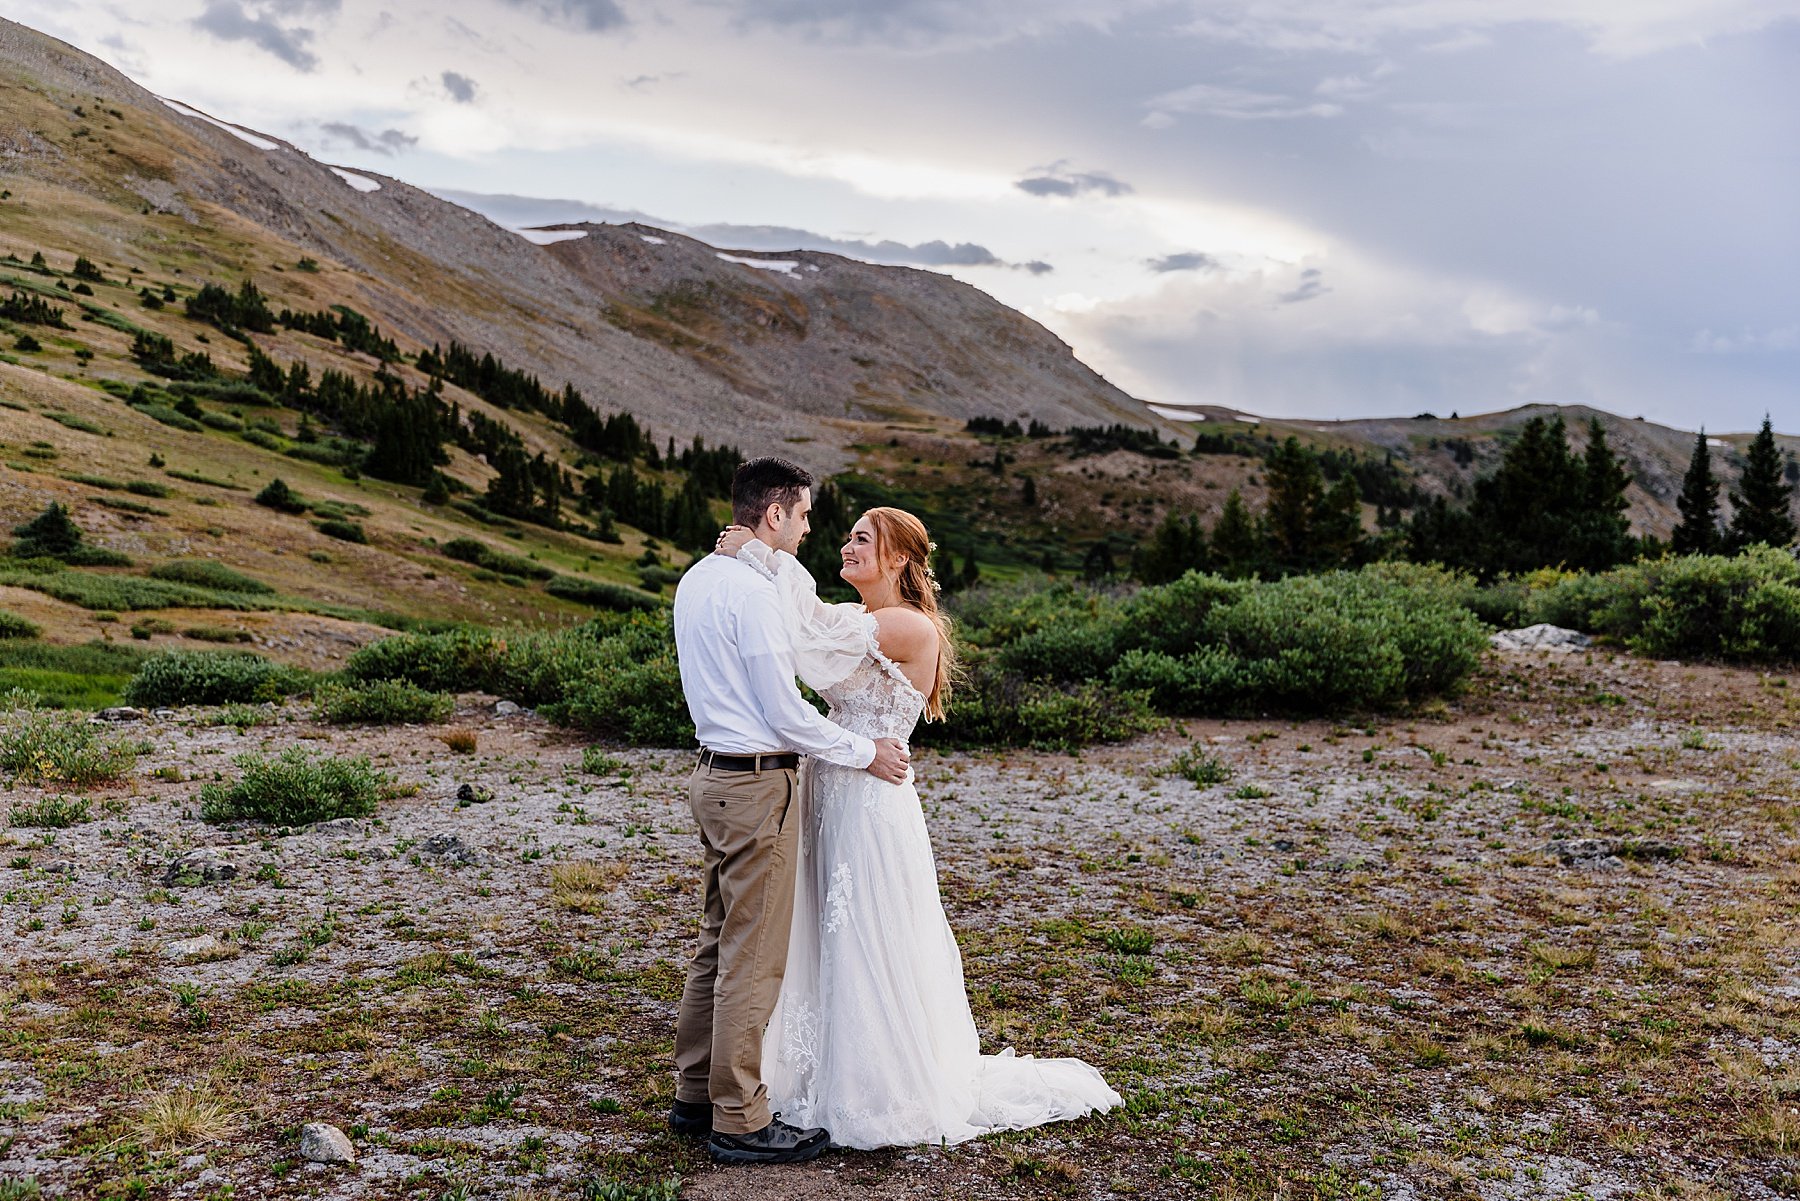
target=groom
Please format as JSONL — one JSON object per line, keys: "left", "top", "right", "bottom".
{"left": 670, "top": 457, "right": 910, "bottom": 1165}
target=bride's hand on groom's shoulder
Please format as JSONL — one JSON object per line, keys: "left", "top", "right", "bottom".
{"left": 714, "top": 525, "right": 754, "bottom": 557}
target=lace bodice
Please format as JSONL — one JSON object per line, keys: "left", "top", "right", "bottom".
{"left": 820, "top": 634, "right": 928, "bottom": 744}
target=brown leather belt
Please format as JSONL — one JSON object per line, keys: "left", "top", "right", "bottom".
{"left": 698, "top": 749, "right": 799, "bottom": 772}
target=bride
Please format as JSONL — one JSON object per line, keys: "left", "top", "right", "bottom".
{"left": 717, "top": 506, "right": 1120, "bottom": 1150}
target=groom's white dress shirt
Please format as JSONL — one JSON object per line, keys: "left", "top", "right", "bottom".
{"left": 674, "top": 553, "right": 876, "bottom": 770}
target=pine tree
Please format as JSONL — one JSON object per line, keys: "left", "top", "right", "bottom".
{"left": 1081, "top": 541, "right": 1116, "bottom": 582}
{"left": 12, "top": 502, "right": 83, "bottom": 558}
{"left": 254, "top": 478, "right": 308, "bottom": 515}
{"left": 1210, "top": 489, "right": 1261, "bottom": 579}
{"left": 1313, "top": 476, "right": 1364, "bottom": 567}
{"left": 1727, "top": 416, "right": 1798, "bottom": 551}
{"left": 421, "top": 473, "right": 450, "bottom": 506}
{"left": 1671, "top": 430, "right": 1721, "bottom": 555}
{"left": 1568, "top": 417, "right": 1634, "bottom": 571}
{"left": 1020, "top": 476, "right": 1037, "bottom": 507}
{"left": 1263, "top": 437, "right": 1324, "bottom": 570}
{"left": 1137, "top": 511, "right": 1207, "bottom": 585}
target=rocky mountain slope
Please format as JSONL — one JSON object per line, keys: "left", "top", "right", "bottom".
{"left": 0, "top": 19, "right": 1154, "bottom": 463}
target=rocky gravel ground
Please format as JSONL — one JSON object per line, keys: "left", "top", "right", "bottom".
{"left": 2, "top": 649, "right": 1798, "bottom": 1200}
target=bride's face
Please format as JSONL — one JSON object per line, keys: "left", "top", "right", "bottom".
{"left": 839, "top": 517, "right": 888, "bottom": 588}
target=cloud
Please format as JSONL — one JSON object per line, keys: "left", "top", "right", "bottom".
{"left": 712, "top": 0, "right": 1146, "bottom": 48}
{"left": 1144, "top": 81, "right": 1343, "bottom": 124}
{"left": 1277, "top": 267, "right": 1328, "bottom": 304}
{"left": 1013, "top": 166, "right": 1134, "bottom": 199}
{"left": 1023, "top": 260, "right": 1054, "bottom": 275}
{"left": 499, "top": 0, "right": 628, "bottom": 32}
{"left": 1691, "top": 326, "right": 1800, "bottom": 354}
{"left": 320, "top": 121, "right": 418, "bottom": 155}
{"left": 441, "top": 71, "right": 479, "bottom": 103}
{"left": 191, "top": 0, "right": 337, "bottom": 71}
{"left": 1146, "top": 251, "right": 1219, "bottom": 273}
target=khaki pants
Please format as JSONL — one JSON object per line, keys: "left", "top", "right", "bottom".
{"left": 673, "top": 758, "right": 798, "bottom": 1135}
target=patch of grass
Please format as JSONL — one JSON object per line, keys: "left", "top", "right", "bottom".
{"left": 9, "top": 794, "right": 92, "bottom": 828}
{"left": 544, "top": 575, "right": 660, "bottom": 611}
{"left": 0, "top": 639, "right": 144, "bottom": 708}
{"left": 164, "top": 468, "right": 245, "bottom": 491}
{"left": 203, "top": 702, "right": 276, "bottom": 730}
{"left": 0, "top": 706, "right": 138, "bottom": 785}
{"left": 0, "top": 569, "right": 275, "bottom": 612}
{"left": 199, "top": 747, "right": 391, "bottom": 825}
{"left": 441, "top": 537, "right": 556, "bottom": 580}
{"left": 44, "top": 412, "right": 105, "bottom": 435}
{"left": 581, "top": 747, "right": 623, "bottom": 775}
{"left": 147, "top": 560, "right": 274, "bottom": 594}
{"left": 94, "top": 496, "right": 169, "bottom": 516}
{"left": 182, "top": 625, "right": 253, "bottom": 644}
{"left": 438, "top": 728, "right": 478, "bottom": 754}
{"left": 1742, "top": 1102, "right": 1800, "bottom": 1153}
{"left": 137, "top": 1088, "right": 236, "bottom": 1150}
{"left": 1168, "top": 743, "right": 1232, "bottom": 785}
{"left": 550, "top": 860, "right": 628, "bottom": 914}
{"left": 313, "top": 679, "right": 454, "bottom": 725}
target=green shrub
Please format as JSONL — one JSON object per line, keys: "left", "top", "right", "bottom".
{"left": 0, "top": 612, "right": 39, "bottom": 639}
{"left": 240, "top": 428, "right": 284, "bottom": 451}
{"left": 441, "top": 537, "right": 556, "bottom": 580}
{"left": 199, "top": 411, "right": 243, "bottom": 431}
{"left": 9, "top": 794, "right": 91, "bottom": 828}
{"left": 343, "top": 627, "right": 508, "bottom": 691}
{"left": 0, "top": 706, "right": 139, "bottom": 785}
{"left": 124, "top": 650, "right": 311, "bottom": 706}
{"left": 59, "top": 546, "right": 134, "bottom": 567}
{"left": 0, "top": 569, "right": 269, "bottom": 612}
{"left": 544, "top": 575, "right": 661, "bottom": 611}
{"left": 314, "top": 679, "right": 454, "bottom": 725}
{"left": 917, "top": 667, "right": 1159, "bottom": 751}
{"left": 147, "top": 560, "right": 274, "bottom": 594}
{"left": 199, "top": 748, "right": 389, "bottom": 825}
{"left": 131, "top": 617, "right": 175, "bottom": 639}
{"left": 130, "top": 402, "right": 205, "bottom": 432}
{"left": 125, "top": 480, "right": 171, "bottom": 498}
{"left": 165, "top": 469, "right": 244, "bottom": 490}
{"left": 316, "top": 519, "right": 366, "bottom": 544}
{"left": 46, "top": 412, "right": 105, "bottom": 435}
{"left": 1580, "top": 548, "right": 1800, "bottom": 662}
{"left": 11, "top": 502, "right": 83, "bottom": 558}
{"left": 1169, "top": 743, "right": 1233, "bottom": 785}
{"left": 182, "top": 625, "right": 253, "bottom": 643}
{"left": 254, "top": 478, "right": 308, "bottom": 514}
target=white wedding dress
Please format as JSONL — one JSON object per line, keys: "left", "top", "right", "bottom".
{"left": 739, "top": 544, "right": 1121, "bottom": 1150}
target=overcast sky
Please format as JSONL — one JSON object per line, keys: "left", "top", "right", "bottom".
{"left": 19, "top": 1, "right": 1800, "bottom": 430}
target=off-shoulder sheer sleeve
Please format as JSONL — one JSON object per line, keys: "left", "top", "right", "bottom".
{"left": 736, "top": 541, "right": 872, "bottom": 692}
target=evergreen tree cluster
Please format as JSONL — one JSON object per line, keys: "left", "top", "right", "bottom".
{"left": 277, "top": 304, "right": 400, "bottom": 361}
{"left": 1065, "top": 423, "right": 1184, "bottom": 459}
{"left": 1407, "top": 416, "right": 1636, "bottom": 578}
{"left": 579, "top": 463, "right": 714, "bottom": 548}
{"left": 1674, "top": 418, "right": 1797, "bottom": 553}
{"left": 186, "top": 280, "right": 276, "bottom": 336}
{"left": 965, "top": 416, "right": 1024, "bottom": 438}
{"left": 71, "top": 256, "right": 107, "bottom": 283}
{"left": 130, "top": 331, "right": 218, "bottom": 381}
{"left": 0, "top": 291, "right": 69, "bottom": 328}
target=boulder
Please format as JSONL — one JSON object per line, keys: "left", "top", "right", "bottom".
{"left": 299, "top": 1122, "right": 356, "bottom": 1164}
{"left": 1490, "top": 624, "right": 1591, "bottom": 653}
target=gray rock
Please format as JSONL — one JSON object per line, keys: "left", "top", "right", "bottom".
{"left": 299, "top": 1122, "right": 355, "bottom": 1164}
{"left": 494, "top": 700, "right": 522, "bottom": 716}
{"left": 164, "top": 848, "right": 237, "bottom": 886}
{"left": 313, "top": 817, "right": 364, "bottom": 837}
{"left": 1491, "top": 624, "right": 1591, "bottom": 653}
{"left": 1546, "top": 837, "right": 1617, "bottom": 863}
{"left": 421, "top": 833, "right": 478, "bottom": 864}
{"left": 163, "top": 934, "right": 226, "bottom": 960}
{"left": 94, "top": 706, "right": 146, "bottom": 722}
{"left": 456, "top": 783, "right": 493, "bottom": 805}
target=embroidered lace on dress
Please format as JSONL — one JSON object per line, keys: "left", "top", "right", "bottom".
{"left": 740, "top": 542, "right": 1121, "bottom": 1149}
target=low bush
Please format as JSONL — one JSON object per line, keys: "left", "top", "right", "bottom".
{"left": 313, "top": 679, "right": 454, "bottom": 725}
{"left": 916, "top": 668, "right": 1160, "bottom": 752}
{"left": 441, "top": 537, "right": 556, "bottom": 580}
{"left": 147, "top": 560, "right": 274, "bottom": 594}
{"left": 0, "top": 612, "right": 39, "bottom": 639}
{"left": 343, "top": 627, "right": 507, "bottom": 691}
{"left": 315, "top": 519, "right": 366, "bottom": 544}
{"left": 1574, "top": 548, "right": 1800, "bottom": 662}
{"left": 199, "top": 411, "right": 243, "bottom": 432}
{"left": 254, "top": 478, "right": 308, "bottom": 514}
{"left": 199, "top": 748, "right": 390, "bottom": 825}
{"left": 0, "top": 569, "right": 271, "bottom": 612}
{"left": 126, "top": 480, "right": 172, "bottom": 498}
{"left": 182, "top": 625, "right": 253, "bottom": 643}
{"left": 0, "top": 705, "right": 140, "bottom": 785}
{"left": 130, "top": 402, "right": 205, "bottom": 432}
{"left": 95, "top": 496, "right": 169, "bottom": 517}
{"left": 46, "top": 412, "right": 105, "bottom": 435}
{"left": 124, "top": 650, "right": 312, "bottom": 707}
{"left": 545, "top": 575, "right": 660, "bottom": 611}
{"left": 131, "top": 617, "right": 175, "bottom": 639}
{"left": 165, "top": 469, "right": 244, "bottom": 490}
{"left": 9, "top": 794, "right": 92, "bottom": 828}
{"left": 59, "top": 546, "right": 134, "bottom": 567}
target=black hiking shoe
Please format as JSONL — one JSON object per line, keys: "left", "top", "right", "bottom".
{"left": 668, "top": 1098, "right": 712, "bottom": 1137}
{"left": 707, "top": 1117, "right": 830, "bottom": 1164}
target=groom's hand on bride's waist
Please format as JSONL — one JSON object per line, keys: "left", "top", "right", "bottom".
{"left": 867, "top": 738, "right": 909, "bottom": 783}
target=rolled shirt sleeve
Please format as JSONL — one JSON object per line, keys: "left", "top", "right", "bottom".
{"left": 738, "top": 588, "right": 876, "bottom": 770}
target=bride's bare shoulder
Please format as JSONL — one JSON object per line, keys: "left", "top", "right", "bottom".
{"left": 870, "top": 606, "right": 939, "bottom": 658}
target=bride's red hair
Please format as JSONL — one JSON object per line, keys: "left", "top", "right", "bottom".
{"left": 862, "top": 506, "right": 957, "bottom": 721}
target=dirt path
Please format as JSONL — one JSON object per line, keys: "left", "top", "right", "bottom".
{"left": 2, "top": 650, "right": 1796, "bottom": 1199}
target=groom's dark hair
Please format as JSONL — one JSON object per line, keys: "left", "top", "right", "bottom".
{"left": 733, "top": 457, "right": 814, "bottom": 528}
